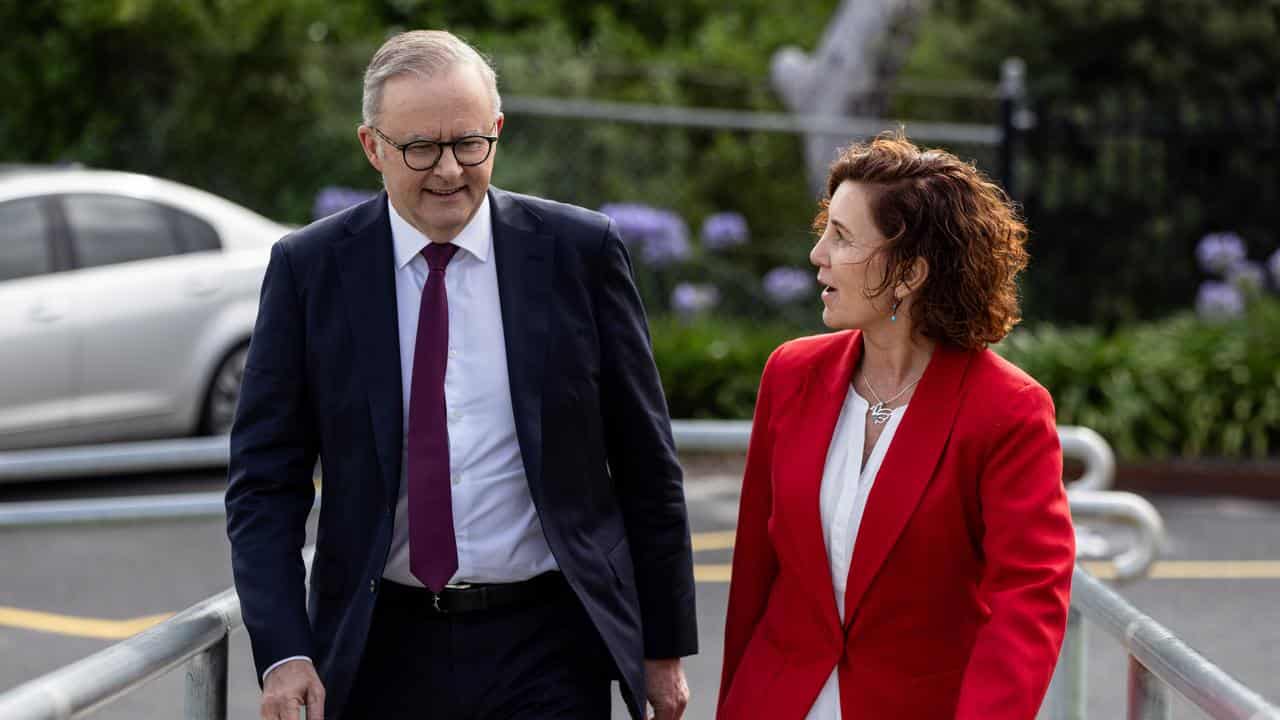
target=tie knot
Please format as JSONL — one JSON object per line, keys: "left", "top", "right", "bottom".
{"left": 422, "top": 242, "right": 459, "bottom": 271}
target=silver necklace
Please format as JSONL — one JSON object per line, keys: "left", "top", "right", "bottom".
{"left": 862, "top": 373, "right": 921, "bottom": 425}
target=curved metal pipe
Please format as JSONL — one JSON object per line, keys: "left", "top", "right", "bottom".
{"left": 1068, "top": 490, "right": 1164, "bottom": 582}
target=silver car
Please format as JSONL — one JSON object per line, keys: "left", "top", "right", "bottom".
{"left": 0, "top": 167, "right": 288, "bottom": 451}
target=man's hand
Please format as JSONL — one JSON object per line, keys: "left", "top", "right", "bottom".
{"left": 261, "top": 659, "right": 325, "bottom": 720}
{"left": 644, "top": 657, "right": 689, "bottom": 720}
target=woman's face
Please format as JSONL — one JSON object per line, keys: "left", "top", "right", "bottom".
{"left": 810, "top": 180, "right": 895, "bottom": 330}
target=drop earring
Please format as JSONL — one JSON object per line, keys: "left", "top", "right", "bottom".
{"left": 890, "top": 297, "right": 901, "bottom": 322}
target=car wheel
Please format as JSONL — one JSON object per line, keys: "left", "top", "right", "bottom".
{"left": 201, "top": 344, "right": 248, "bottom": 436}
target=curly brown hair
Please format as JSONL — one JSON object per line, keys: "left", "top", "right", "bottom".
{"left": 814, "top": 132, "right": 1029, "bottom": 349}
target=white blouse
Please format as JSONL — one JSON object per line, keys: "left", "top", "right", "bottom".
{"left": 805, "top": 386, "right": 909, "bottom": 720}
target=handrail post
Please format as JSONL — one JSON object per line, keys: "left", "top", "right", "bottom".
{"left": 1043, "top": 606, "right": 1087, "bottom": 719}
{"left": 1128, "top": 655, "right": 1172, "bottom": 719}
{"left": 184, "top": 633, "right": 228, "bottom": 720}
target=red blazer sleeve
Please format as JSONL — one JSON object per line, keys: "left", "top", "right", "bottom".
{"left": 717, "top": 348, "right": 783, "bottom": 710}
{"left": 956, "top": 382, "right": 1075, "bottom": 719}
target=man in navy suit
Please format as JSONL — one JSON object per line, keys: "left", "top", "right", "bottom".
{"left": 225, "top": 30, "right": 697, "bottom": 720}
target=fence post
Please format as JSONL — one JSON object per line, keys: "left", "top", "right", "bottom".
{"left": 184, "top": 634, "right": 228, "bottom": 720}
{"left": 1042, "top": 606, "right": 1087, "bottom": 719}
{"left": 1127, "top": 655, "right": 1172, "bottom": 720}
{"left": 999, "top": 57, "right": 1027, "bottom": 198}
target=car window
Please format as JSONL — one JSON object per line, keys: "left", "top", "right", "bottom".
{"left": 64, "top": 194, "right": 181, "bottom": 269}
{"left": 0, "top": 197, "right": 52, "bottom": 282}
{"left": 172, "top": 208, "right": 221, "bottom": 252}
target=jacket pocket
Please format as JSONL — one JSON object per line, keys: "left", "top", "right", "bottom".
{"left": 605, "top": 536, "right": 635, "bottom": 588}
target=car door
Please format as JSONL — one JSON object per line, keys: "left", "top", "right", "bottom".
{"left": 58, "top": 193, "right": 225, "bottom": 443}
{"left": 0, "top": 196, "right": 77, "bottom": 450}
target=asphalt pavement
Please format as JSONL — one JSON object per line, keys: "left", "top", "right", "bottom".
{"left": 1, "top": 466, "right": 1278, "bottom": 719}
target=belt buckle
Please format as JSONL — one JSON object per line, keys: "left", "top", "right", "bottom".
{"left": 434, "top": 583, "right": 472, "bottom": 614}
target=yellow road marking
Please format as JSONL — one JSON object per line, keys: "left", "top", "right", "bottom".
{"left": 2, "top": 558, "right": 1276, "bottom": 640}
{"left": 0, "top": 607, "right": 172, "bottom": 640}
{"left": 691, "top": 533, "right": 1280, "bottom": 582}
{"left": 1082, "top": 560, "right": 1280, "bottom": 580}
{"left": 690, "top": 560, "right": 1280, "bottom": 584}
{"left": 691, "top": 530, "right": 736, "bottom": 552}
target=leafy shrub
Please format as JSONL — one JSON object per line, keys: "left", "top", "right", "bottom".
{"left": 653, "top": 298, "right": 1280, "bottom": 460}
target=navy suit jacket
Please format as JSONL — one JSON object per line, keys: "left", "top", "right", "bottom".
{"left": 225, "top": 188, "right": 698, "bottom": 719}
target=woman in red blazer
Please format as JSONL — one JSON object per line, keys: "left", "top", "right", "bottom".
{"left": 718, "top": 134, "right": 1075, "bottom": 720}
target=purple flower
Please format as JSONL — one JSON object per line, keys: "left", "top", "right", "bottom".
{"left": 1195, "top": 232, "right": 1246, "bottom": 276}
{"left": 762, "top": 266, "right": 813, "bottom": 304}
{"left": 313, "top": 186, "right": 377, "bottom": 220}
{"left": 700, "top": 212, "right": 749, "bottom": 250}
{"left": 671, "top": 283, "right": 720, "bottom": 315}
{"left": 1227, "top": 260, "right": 1265, "bottom": 293}
{"left": 1268, "top": 249, "right": 1280, "bottom": 288}
{"left": 600, "top": 203, "right": 691, "bottom": 267}
{"left": 1195, "top": 281, "right": 1244, "bottom": 320}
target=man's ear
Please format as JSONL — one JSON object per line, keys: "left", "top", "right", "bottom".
{"left": 493, "top": 112, "right": 505, "bottom": 137}
{"left": 357, "top": 126, "right": 385, "bottom": 173}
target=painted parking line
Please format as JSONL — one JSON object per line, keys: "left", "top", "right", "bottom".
{"left": 691, "top": 561, "right": 1280, "bottom": 584}
{"left": 689, "top": 532, "right": 1280, "bottom": 582}
{"left": 0, "top": 606, "right": 172, "bottom": 640}
{"left": 4, "top": 558, "right": 1277, "bottom": 642}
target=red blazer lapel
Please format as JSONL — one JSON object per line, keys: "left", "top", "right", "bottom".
{"left": 841, "top": 343, "right": 973, "bottom": 628}
{"left": 773, "top": 331, "right": 863, "bottom": 630}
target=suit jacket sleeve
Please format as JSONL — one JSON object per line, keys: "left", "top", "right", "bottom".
{"left": 718, "top": 347, "right": 782, "bottom": 709}
{"left": 593, "top": 220, "right": 698, "bottom": 659}
{"left": 225, "top": 240, "right": 320, "bottom": 684}
{"left": 956, "top": 382, "right": 1075, "bottom": 718}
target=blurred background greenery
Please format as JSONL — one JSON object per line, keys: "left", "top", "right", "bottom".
{"left": 3, "top": 0, "right": 1277, "bottom": 459}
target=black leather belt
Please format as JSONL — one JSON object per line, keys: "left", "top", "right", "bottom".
{"left": 381, "top": 572, "right": 569, "bottom": 615}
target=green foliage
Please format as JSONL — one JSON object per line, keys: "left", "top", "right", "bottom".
{"left": 997, "top": 298, "right": 1280, "bottom": 460}
{"left": 649, "top": 314, "right": 795, "bottom": 420}
{"left": 653, "top": 299, "right": 1280, "bottom": 460}
{"left": 0, "top": 0, "right": 838, "bottom": 244}
{"left": 902, "top": 1, "right": 1280, "bottom": 325}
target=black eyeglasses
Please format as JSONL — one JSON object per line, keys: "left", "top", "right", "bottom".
{"left": 370, "top": 126, "right": 498, "bottom": 171}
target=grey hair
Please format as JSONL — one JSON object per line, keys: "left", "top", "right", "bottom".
{"left": 361, "top": 30, "right": 501, "bottom": 126}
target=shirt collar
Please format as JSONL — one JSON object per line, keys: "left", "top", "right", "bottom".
{"left": 389, "top": 193, "right": 492, "bottom": 270}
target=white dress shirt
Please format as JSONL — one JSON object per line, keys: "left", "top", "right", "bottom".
{"left": 805, "top": 386, "right": 909, "bottom": 720}
{"left": 263, "top": 196, "right": 560, "bottom": 682}
{"left": 383, "top": 194, "right": 558, "bottom": 587}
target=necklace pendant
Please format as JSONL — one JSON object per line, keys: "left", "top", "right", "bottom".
{"left": 869, "top": 401, "right": 893, "bottom": 425}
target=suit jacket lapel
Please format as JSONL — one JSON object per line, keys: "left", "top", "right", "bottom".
{"left": 489, "top": 188, "right": 555, "bottom": 495}
{"left": 334, "top": 193, "right": 404, "bottom": 507}
{"left": 842, "top": 343, "right": 972, "bottom": 629}
{"left": 777, "top": 330, "right": 863, "bottom": 630}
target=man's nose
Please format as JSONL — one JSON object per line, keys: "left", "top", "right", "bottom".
{"left": 432, "top": 147, "right": 464, "bottom": 178}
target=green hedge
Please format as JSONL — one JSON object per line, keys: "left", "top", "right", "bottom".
{"left": 652, "top": 298, "right": 1280, "bottom": 460}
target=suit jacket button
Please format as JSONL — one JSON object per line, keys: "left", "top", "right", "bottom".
{"left": 369, "top": 579, "right": 376, "bottom": 594}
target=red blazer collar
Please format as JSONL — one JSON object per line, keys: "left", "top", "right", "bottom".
{"left": 777, "top": 331, "right": 973, "bottom": 631}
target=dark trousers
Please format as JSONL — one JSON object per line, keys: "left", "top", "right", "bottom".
{"left": 343, "top": 574, "right": 616, "bottom": 719}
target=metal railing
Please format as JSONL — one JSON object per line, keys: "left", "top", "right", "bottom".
{"left": 0, "top": 549, "right": 312, "bottom": 720}
{"left": 1, "top": 425, "right": 1276, "bottom": 719}
{"left": 0, "top": 589, "right": 239, "bottom": 720}
{"left": 0, "top": 421, "right": 1114, "bottom": 488}
{"left": 1042, "top": 568, "right": 1280, "bottom": 720}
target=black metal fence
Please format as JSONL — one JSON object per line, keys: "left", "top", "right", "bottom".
{"left": 1006, "top": 91, "right": 1280, "bottom": 325}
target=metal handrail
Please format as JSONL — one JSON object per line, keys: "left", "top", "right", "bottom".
{"left": 1043, "top": 568, "right": 1280, "bottom": 720}
{"left": 0, "top": 422, "right": 1114, "bottom": 489}
{"left": 0, "top": 589, "right": 239, "bottom": 720}
{"left": 0, "top": 436, "right": 229, "bottom": 483}
{"left": 670, "top": 420, "right": 1119, "bottom": 490}
{"left": 1066, "top": 490, "right": 1164, "bottom": 582}
{"left": 0, "top": 549, "right": 313, "bottom": 720}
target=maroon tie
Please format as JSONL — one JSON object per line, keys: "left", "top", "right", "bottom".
{"left": 407, "top": 242, "right": 460, "bottom": 591}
